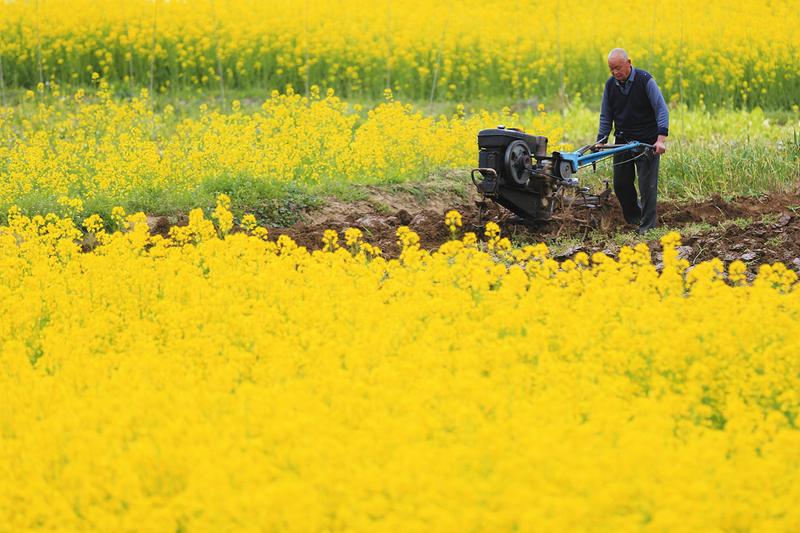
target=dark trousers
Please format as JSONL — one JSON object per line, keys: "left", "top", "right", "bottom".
{"left": 613, "top": 146, "right": 660, "bottom": 230}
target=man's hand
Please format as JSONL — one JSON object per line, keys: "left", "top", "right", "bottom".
{"left": 591, "top": 142, "right": 606, "bottom": 152}
{"left": 592, "top": 135, "right": 609, "bottom": 152}
{"left": 654, "top": 135, "right": 667, "bottom": 155}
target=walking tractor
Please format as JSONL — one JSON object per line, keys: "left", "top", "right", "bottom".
{"left": 471, "top": 126, "right": 653, "bottom": 228}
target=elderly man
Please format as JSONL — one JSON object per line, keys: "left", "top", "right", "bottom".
{"left": 597, "top": 48, "right": 669, "bottom": 234}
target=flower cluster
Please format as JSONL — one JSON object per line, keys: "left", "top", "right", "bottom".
{"left": 1, "top": 201, "right": 799, "bottom": 530}
{"left": 0, "top": 89, "right": 565, "bottom": 215}
{"left": 444, "top": 209, "right": 462, "bottom": 238}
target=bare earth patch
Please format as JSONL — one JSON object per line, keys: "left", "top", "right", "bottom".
{"left": 266, "top": 182, "right": 800, "bottom": 271}
{"left": 145, "top": 177, "right": 800, "bottom": 273}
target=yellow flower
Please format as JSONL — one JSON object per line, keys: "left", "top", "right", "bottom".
{"left": 0, "top": 215, "right": 797, "bottom": 530}
{"left": 322, "top": 228, "right": 339, "bottom": 251}
{"left": 484, "top": 222, "right": 500, "bottom": 239}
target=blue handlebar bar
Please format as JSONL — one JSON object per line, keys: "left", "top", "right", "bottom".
{"left": 554, "top": 141, "right": 654, "bottom": 174}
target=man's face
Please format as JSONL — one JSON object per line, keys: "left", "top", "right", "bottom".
{"left": 608, "top": 56, "right": 632, "bottom": 81}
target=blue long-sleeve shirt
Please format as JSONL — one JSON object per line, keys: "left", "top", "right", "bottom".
{"left": 597, "top": 67, "right": 669, "bottom": 142}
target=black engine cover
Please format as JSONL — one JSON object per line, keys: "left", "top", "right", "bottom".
{"left": 478, "top": 128, "right": 548, "bottom": 187}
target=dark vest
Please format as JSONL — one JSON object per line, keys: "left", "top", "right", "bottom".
{"left": 606, "top": 69, "right": 658, "bottom": 144}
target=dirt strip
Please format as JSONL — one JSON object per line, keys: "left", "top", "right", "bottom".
{"left": 265, "top": 187, "right": 800, "bottom": 271}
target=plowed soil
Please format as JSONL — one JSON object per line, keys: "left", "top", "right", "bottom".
{"left": 267, "top": 184, "right": 800, "bottom": 273}
{"left": 143, "top": 179, "right": 800, "bottom": 274}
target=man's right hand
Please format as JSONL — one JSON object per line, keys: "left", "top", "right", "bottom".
{"left": 653, "top": 135, "right": 667, "bottom": 155}
{"left": 593, "top": 135, "right": 609, "bottom": 151}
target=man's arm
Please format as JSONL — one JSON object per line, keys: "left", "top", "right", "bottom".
{"left": 597, "top": 85, "right": 612, "bottom": 142}
{"left": 646, "top": 77, "right": 669, "bottom": 154}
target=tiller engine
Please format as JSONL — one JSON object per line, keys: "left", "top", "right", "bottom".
{"left": 471, "top": 127, "right": 653, "bottom": 225}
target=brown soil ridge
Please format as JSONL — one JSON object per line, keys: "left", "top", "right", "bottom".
{"left": 146, "top": 183, "right": 800, "bottom": 272}
{"left": 265, "top": 186, "right": 800, "bottom": 270}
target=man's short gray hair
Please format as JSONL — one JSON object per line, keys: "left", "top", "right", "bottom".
{"left": 608, "top": 48, "right": 629, "bottom": 61}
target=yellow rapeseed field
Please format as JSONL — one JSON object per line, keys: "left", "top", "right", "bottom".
{"left": 1, "top": 198, "right": 800, "bottom": 530}
{"left": 0, "top": 0, "right": 798, "bottom": 107}
{"left": 3, "top": 87, "right": 798, "bottom": 216}
{"left": 0, "top": 86, "right": 567, "bottom": 213}
{"left": 2, "top": 1, "right": 800, "bottom": 529}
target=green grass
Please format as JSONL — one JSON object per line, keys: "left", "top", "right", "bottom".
{"left": 765, "top": 234, "right": 787, "bottom": 248}
{"left": 720, "top": 217, "right": 753, "bottom": 230}
{"left": 546, "top": 236, "right": 585, "bottom": 258}
{"left": 4, "top": 176, "right": 323, "bottom": 228}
